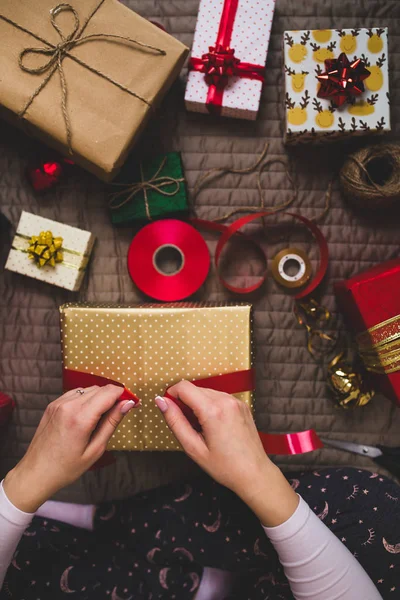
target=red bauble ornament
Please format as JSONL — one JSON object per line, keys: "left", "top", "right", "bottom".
{"left": 317, "top": 52, "right": 370, "bottom": 107}
{"left": 26, "top": 157, "right": 74, "bottom": 193}
{"left": 27, "top": 161, "right": 64, "bottom": 192}
{"left": 0, "top": 393, "right": 15, "bottom": 427}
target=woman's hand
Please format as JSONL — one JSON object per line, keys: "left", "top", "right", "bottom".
{"left": 3, "top": 386, "right": 137, "bottom": 513}
{"left": 155, "top": 383, "right": 298, "bottom": 526}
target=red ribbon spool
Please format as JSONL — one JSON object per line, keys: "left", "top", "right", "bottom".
{"left": 127, "top": 220, "right": 210, "bottom": 301}
{"left": 193, "top": 211, "right": 329, "bottom": 300}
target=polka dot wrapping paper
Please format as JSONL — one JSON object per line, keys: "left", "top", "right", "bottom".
{"left": 5, "top": 211, "right": 95, "bottom": 292}
{"left": 60, "top": 303, "right": 254, "bottom": 451}
{"left": 185, "top": 0, "right": 276, "bottom": 120}
{"left": 283, "top": 28, "right": 391, "bottom": 143}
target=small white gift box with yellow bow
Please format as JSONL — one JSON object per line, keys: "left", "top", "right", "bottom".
{"left": 5, "top": 211, "right": 95, "bottom": 291}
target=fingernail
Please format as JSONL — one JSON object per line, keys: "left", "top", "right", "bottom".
{"left": 155, "top": 396, "right": 168, "bottom": 413}
{"left": 120, "top": 400, "right": 136, "bottom": 415}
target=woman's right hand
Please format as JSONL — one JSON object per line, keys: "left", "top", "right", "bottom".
{"left": 155, "top": 382, "right": 298, "bottom": 526}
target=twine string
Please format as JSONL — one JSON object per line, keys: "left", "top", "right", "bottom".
{"left": 340, "top": 144, "right": 400, "bottom": 209}
{"left": 0, "top": 1, "right": 166, "bottom": 154}
{"left": 109, "top": 156, "right": 185, "bottom": 217}
{"left": 192, "top": 142, "right": 332, "bottom": 222}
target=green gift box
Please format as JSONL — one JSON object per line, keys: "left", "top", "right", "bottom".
{"left": 109, "top": 152, "right": 188, "bottom": 224}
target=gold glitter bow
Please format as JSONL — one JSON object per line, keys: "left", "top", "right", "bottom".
{"left": 327, "top": 352, "right": 375, "bottom": 409}
{"left": 27, "top": 230, "right": 63, "bottom": 268}
{"left": 294, "top": 299, "right": 336, "bottom": 358}
{"left": 356, "top": 315, "right": 400, "bottom": 375}
{"left": 295, "top": 299, "right": 375, "bottom": 408}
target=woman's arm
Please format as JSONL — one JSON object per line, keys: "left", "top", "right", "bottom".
{"left": 0, "top": 385, "right": 137, "bottom": 589}
{"left": 156, "top": 383, "right": 382, "bottom": 600}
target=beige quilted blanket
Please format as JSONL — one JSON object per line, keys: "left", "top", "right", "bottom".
{"left": 1, "top": 0, "right": 400, "bottom": 503}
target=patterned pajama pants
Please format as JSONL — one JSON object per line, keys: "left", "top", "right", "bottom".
{"left": 2, "top": 468, "right": 400, "bottom": 600}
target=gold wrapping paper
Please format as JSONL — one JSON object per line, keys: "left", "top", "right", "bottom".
{"left": 60, "top": 303, "right": 254, "bottom": 451}
{"left": 0, "top": 0, "right": 188, "bottom": 181}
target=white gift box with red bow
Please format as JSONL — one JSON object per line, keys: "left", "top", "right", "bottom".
{"left": 185, "top": 0, "right": 276, "bottom": 120}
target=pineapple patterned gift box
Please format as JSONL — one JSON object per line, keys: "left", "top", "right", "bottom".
{"left": 283, "top": 28, "right": 390, "bottom": 143}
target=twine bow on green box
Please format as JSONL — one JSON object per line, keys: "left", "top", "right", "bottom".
{"left": 109, "top": 152, "right": 188, "bottom": 224}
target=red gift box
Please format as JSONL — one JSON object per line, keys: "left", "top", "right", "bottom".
{"left": 335, "top": 259, "right": 400, "bottom": 406}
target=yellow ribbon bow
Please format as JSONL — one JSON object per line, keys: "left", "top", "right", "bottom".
{"left": 27, "top": 230, "right": 64, "bottom": 268}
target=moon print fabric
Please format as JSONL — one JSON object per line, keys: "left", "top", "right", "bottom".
{"left": 1, "top": 468, "right": 399, "bottom": 599}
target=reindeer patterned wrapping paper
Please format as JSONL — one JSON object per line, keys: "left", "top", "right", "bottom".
{"left": 283, "top": 28, "right": 391, "bottom": 143}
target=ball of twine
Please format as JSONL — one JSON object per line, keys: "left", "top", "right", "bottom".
{"left": 340, "top": 144, "right": 400, "bottom": 210}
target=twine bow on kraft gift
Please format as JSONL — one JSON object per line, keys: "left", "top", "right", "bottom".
{"left": 0, "top": 0, "right": 166, "bottom": 154}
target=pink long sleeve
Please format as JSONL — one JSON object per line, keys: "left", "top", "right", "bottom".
{"left": 263, "top": 495, "right": 382, "bottom": 599}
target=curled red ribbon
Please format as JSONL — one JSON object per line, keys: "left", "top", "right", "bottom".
{"left": 189, "top": 0, "right": 265, "bottom": 114}
{"left": 64, "top": 368, "right": 323, "bottom": 457}
{"left": 193, "top": 211, "right": 329, "bottom": 300}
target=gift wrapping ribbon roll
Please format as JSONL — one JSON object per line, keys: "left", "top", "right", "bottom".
{"left": 193, "top": 211, "right": 329, "bottom": 300}
{"left": 127, "top": 219, "right": 210, "bottom": 301}
{"left": 270, "top": 247, "right": 312, "bottom": 290}
{"left": 63, "top": 367, "right": 323, "bottom": 457}
{"left": 189, "top": 0, "right": 265, "bottom": 114}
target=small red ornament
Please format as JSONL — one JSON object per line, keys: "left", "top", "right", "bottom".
{"left": 317, "top": 52, "right": 370, "bottom": 107}
{"left": 27, "top": 161, "right": 64, "bottom": 192}
{"left": 0, "top": 393, "right": 15, "bottom": 427}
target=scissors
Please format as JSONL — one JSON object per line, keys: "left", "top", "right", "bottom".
{"left": 321, "top": 438, "right": 400, "bottom": 480}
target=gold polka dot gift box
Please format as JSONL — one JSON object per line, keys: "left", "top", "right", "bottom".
{"left": 5, "top": 211, "right": 95, "bottom": 291}
{"left": 60, "top": 303, "right": 253, "bottom": 451}
{"left": 283, "top": 28, "right": 391, "bottom": 143}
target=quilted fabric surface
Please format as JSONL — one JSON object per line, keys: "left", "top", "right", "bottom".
{"left": 1, "top": 0, "right": 400, "bottom": 503}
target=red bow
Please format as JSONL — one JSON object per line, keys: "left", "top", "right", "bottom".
{"left": 201, "top": 45, "right": 240, "bottom": 87}
{"left": 317, "top": 52, "right": 370, "bottom": 107}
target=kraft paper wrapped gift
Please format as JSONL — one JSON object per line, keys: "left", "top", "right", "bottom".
{"left": 185, "top": 0, "right": 276, "bottom": 120}
{"left": 5, "top": 211, "right": 95, "bottom": 291}
{"left": 60, "top": 303, "right": 254, "bottom": 451}
{"left": 283, "top": 28, "right": 390, "bottom": 143}
{"left": 0, "top": 0, "right": 188, "bottom": 181}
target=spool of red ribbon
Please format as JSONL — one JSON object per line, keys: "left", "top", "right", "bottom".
{"left": 193, "top": 211, "right": 329, "bottom": 300}
{"left": 127, "top": 219, "right": 210, "bottom": 301}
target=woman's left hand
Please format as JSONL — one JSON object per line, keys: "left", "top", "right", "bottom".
{"left": 3, "top": 385, "right": 137, "bottom": 513}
